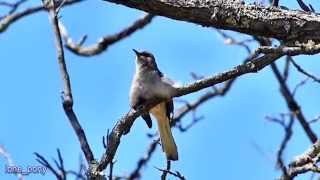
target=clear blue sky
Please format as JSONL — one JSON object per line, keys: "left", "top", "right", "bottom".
{"left": 0, "top": 0, "right": 320, "bottom": 179}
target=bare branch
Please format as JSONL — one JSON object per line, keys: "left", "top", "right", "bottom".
{"left": 103, "top": 0, "right": 320, "bottom": 42}
{"left": 60, "top": 14, "right": 154, "bottom": 56}
{"left": 176, "top": 112, "right": 204, "bottom": 132}
{"left": 258, "top": 41, "right": 320, "bottom": 56}
{"left": 0, "top": 0, "right": 83, "bottom": 33}
{"left": 0, "top": 0, "right": 28, "bottom": 14}
{"left": 256, "top": 37, "right": 318, "bottom": 143}
{"left": 175, "top": 53, "right": 281, "bottom": 97}
{"left": 276, "top": 114, "right": 294, "bottom": 178}
{"left": 44, "top": 0, "right": 94, "bottom": 164}
{"left": 216, "top": 30, "right": 253, "bottom": 54}
{"left": 271, "top": 63, "right": 317, "bottom": 143}
{"left": 35, "top": 152, "right": 63, "bottom": 180}
{"left": 128, "top": 139, "right": 159, "bottom": 180}
{"left": 173, "top": 79, "right": 235, "bottom": 126}
{"left": 281, "top": 141, "right": 320, "bottom": 179}
{"left": 288, "top": 56, "right": 320, "bottom": 83}
{"left": 309, "top": 115, "right": 320, "bottom": 124}
{"left": 292, "top": 78, "right": 309, "bottom": 96}
{"left": 155, "top": 161, "right": 186, "bottom": 180}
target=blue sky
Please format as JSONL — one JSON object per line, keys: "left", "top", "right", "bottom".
{"left": 0, "top": 0, "right": 320, "bottom": 179}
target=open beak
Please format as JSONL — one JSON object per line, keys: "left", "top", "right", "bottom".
{"left": 132, "top": 49, "right": 140, "bottom": 56}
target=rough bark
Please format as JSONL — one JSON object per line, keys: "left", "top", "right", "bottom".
{"left": 104, "top": 0, "right": 320, "bottom": 42}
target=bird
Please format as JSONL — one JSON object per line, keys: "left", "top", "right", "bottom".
{"left": 129, "top": 49, "right": 178, "bottom": 161}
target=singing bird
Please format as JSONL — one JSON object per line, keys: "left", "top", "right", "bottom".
{"left": 129, "top": 49, "right": 178, "bottom": 161}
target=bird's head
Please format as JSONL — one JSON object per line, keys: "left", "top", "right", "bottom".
{"left": 133, "top": 49, "right": 158, "bottom": 71}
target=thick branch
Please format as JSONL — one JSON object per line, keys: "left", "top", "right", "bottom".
{"left": 104, "top": 0, "right": 320, "bottom": 42}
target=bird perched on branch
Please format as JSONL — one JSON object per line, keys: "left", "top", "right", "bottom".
{"left": 129, "top": 49, "right": 178, "bottom": 161}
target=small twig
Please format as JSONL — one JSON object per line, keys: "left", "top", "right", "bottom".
{"left": 255, "top": 35, "right": 318, "bottom": 144}
{"left": 172, "top": 79, "right": 236, "bottom": 126}
{"left": 0, "top": 0, "right": 28, "bottom": 14}
{"left": 103, "top": 129, "right": 110, "bottom": 149}
{"left": 0, "top": 0, "right": 83, "bottom": 33}
{"left": 55, "top": 0, "right": 68, "bottom": 13}
{"left": 216, "top": 29, "right": 253, "bottom": 54}
{"left": 292, "top": 78, "right": 309, "bottom": 96}
{"left": 155, "top": 161, "right": 185, "bottom": 180}
{"left": 35, "top": 152, "right": 63, "bottom": 180}
{"left": 276, "top": 114, "right": 295, "bottom": 178}
{"left": 190, "top": 72, "right": 204, "bottom": 80}
{"left": 309, "top": 115, "right": 320, "bottom": 124}
{"left": 128, "top": 139, "right": 159, "bottom": 180}
{"left": 176, "top": 112, "right": 204, "bottom": 132}
{"left": 265, "top": 113, "right": 289, "bottom": 128}
{"left": 288, "top": 57, "right": 320, "bottom": 83}
{"left": 51, "top": 149, "right": 67, "bottom": 179}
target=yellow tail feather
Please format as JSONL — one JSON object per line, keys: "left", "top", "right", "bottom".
{"left": 150, "top": 103, "right": 178, "bottom": 161}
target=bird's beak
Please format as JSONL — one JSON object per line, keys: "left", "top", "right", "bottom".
{"left": 132, "top": 49, "right": 140, "bottom": 56}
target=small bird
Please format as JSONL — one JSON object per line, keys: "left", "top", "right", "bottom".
{"left": 130, "top": 49, "right": 178, "bottom": 161}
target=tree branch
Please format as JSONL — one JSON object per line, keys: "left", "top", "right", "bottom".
{"left": 288, "top": 56, "right": 320, "bottom": 83}
{"left": 128, "top": 139, "right": 159, "bottom": 180}
{"left": 256, "top": 37, "right": 318, "bottom": 143}
{"left": 45, "top": 0, "right": 94, "bottom": 164}
{"left": 60, "top": 14, "right": 154, "bottom": 56}
{"left": 281, "top": 141, "right": 320, "bottom": 179}
{"left": 174, "top": 53, "right": 281, "bottom": 97}
{"left": 270, "top": 63, "right": 317, "bottom": 143}
{"left": 103, "top": 0, "right": 320, "bottom": 42}
{"left": 0, "top": 0, "right": 28, "bottom": 14}
{"left": 0, "top": 0, "right": 83, "bottom": 33}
